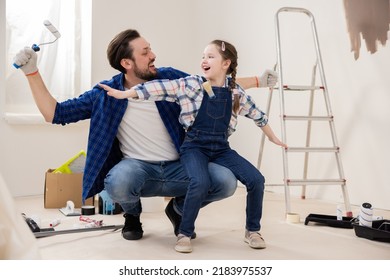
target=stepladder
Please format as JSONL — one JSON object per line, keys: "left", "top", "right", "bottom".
{"left": 257, "top": 7, "right": 353, "bottom": 217}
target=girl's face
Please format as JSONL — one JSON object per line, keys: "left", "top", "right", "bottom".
{"left": 201, "top": 44, "right": 230, "bottom": 85}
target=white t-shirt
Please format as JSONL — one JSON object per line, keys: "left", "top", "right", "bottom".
{"left": 116, "top": 99, "right": 179, "bottom": 161}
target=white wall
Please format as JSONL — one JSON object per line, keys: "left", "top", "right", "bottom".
{"left": 1, "top": 0, "right": 389, "bottom": 211}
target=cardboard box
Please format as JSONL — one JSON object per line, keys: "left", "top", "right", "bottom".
{"left": 44, "top": 169, "right": 93, "bottom": 208}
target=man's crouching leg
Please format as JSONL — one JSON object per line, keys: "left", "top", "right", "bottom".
{"left": 104, "top": 158, "right": 151, "bottom": 240}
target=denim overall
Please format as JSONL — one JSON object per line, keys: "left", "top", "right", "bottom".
{"left": 179, "top": 86, "right": 265, "bottom": 237}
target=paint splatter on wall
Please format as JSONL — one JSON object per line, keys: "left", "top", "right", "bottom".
{"left": 344, "top": 0, "right": 390, "bottom": 60}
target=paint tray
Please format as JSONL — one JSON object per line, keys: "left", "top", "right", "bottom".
{"left": 352, "top": 219, "right": 390, "bottom": 243}
{"left": 304, "top": 213, "right": 355, "bottom": 228}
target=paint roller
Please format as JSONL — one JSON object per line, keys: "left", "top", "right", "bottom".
{"left": 13, "top": 20, "right": 61, "bottom": 68}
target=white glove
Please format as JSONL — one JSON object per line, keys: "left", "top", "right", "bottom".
{"left": 259, "top": 70, "right": 278, "bottom": 88}
{"left": 13, "top": 47, "right": 38, "bottom": 76}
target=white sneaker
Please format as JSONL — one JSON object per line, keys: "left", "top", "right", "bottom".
{"left": 175, "top": 234, "right": 192, "bottom": 253}
{"left": 244, "top": 230, "right": 266, "bottom": 249}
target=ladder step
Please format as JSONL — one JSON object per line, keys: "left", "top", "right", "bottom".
{"left": 287, "top": 147, "right": 339, "bottom": 152}
{"left": 284, "top": 115, "right": 333, "bottom": 121}
{"left": 287, "top": 179, "right": 346, "bottom": 186}
{"left": 275, "top": 85, "right": 324, "bottom": 91}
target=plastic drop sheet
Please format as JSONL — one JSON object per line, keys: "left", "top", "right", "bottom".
{"left": 0, "top": 174, "right": 41, "bottom": 259}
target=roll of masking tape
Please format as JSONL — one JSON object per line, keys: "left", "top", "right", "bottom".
{"left": 286, "top": 212, "right": 300, "bottom": 223}
{"left": 81, "top": 205, "right": 95, "bottom": 215}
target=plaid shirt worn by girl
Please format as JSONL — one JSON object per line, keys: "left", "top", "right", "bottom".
{"left": 132, "top": 75, "right": 269, "bottom": 135}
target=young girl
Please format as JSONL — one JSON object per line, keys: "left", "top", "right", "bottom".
{"left": 100, "top": 40, "right": 287, "bottom": 253}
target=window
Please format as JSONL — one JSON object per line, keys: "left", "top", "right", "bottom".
{"left": 4, "top": 0, "right": 91, "bottom": 124}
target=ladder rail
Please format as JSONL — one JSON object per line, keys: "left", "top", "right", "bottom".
{"left": 275, "top": 8, "right": 291, "bottom": 214}
{"left": 257, "top": 64, "right": 277, "bottom": 169}
{"left": 301, "top": 64, "right": 317, "bottom": 199}
{"left": 307, "top": 9, "right": 352, "bottom": 212}
{"left": 256, "top": 87, "right": 274, "bottom": 169}
{"left": 306, "top": 6, "right": 348, "bottom": 184}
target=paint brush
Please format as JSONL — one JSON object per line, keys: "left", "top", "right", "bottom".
{"left": 202, "top": 81, "right": 215, "bottom": 98}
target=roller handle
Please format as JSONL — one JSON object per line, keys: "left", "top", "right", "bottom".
{"left": 13, "top": 44, "right": 40, "bottom": 69}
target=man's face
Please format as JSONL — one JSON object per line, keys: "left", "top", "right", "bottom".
{"left": 129, "top": 37, "right": 157, "bottom": 81}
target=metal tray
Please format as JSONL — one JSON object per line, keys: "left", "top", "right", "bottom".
{"left": 304, "top": 213, "right": 355, "bottom": 228}
{"left": 352, "top": 219, "right": 390, "bottom": 243}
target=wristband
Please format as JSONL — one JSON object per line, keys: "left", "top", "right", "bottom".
{"left": 26, "top": 70, "right": 39, "bottom": 76}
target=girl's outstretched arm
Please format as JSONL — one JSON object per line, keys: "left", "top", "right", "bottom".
{"left": 261, "top": 124, "right": 288, "bottom": 148}
{"left": 99, "top": 83, "right": 137, "bottom": 99}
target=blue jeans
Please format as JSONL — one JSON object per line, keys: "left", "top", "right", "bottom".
{"left": 104, "top": 158, "right": 237, "bottom": 215}
{"left": 180, "top": 147, "right": 265, "bottom": 236}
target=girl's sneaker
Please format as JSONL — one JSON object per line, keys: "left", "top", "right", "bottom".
{"left": 244, "top": 230, "right": 266, "bottom": 249}
{"left": 175, "top": 234, "right": 192, "bottom": 253}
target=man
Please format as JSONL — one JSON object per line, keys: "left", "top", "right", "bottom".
{"left": 13, "top": 29, "right": 278, "bottom": 241}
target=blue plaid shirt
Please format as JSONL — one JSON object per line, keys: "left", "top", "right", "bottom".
{"left": 52, "top": 67, "right": 189, "bottom": 201}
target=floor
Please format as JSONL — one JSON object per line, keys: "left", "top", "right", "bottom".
{"left": 13, "top": 187, "right": 390, "bottom": 260}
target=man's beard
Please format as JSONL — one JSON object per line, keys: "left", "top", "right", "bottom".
{"left": 133, "top": 61, "right": 157, "bottom": 81}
